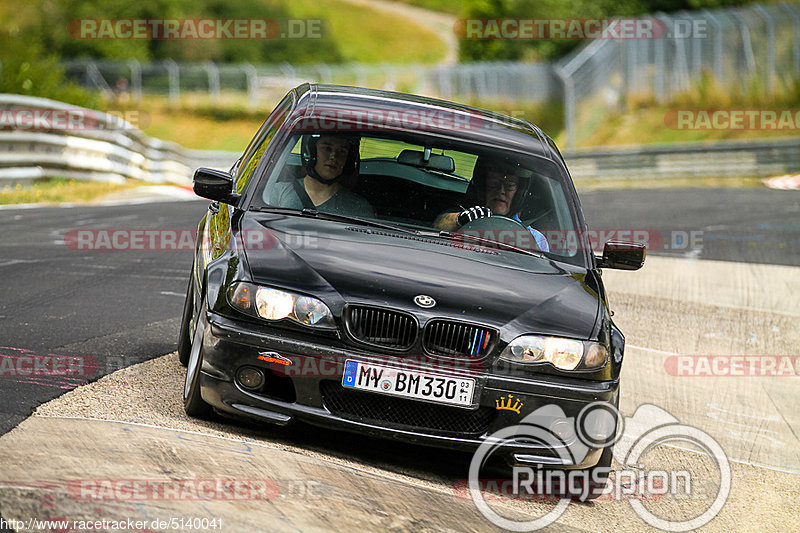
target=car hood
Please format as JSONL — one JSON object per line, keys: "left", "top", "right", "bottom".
{"left": 240, "top": 213, "right": 600, "bottom": 339}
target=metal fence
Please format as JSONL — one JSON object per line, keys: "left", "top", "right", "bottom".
{"left": 60, "top": 2, "right": 800, "bottom": 147}
{"left": 558, "top": 2, "right": 800, "bottom": 146}
{"left": 62, "top": 59, "right": 561, "bottom": 109}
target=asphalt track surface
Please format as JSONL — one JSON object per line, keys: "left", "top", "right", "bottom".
{"left": 0, "top": 187, "right": 798, "bottom": 532}
{"left": 0, "top": 200, "right": 206, "bottom": 436}
{"left": 578, "top": 187, "right": 800, "bottom": 266}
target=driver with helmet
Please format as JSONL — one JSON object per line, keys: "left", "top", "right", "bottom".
{"left": 271, "top": 133, "right": 374, "bottom": 217}
{"left": 434, "top": 154, "right": 550, "bottom": 251}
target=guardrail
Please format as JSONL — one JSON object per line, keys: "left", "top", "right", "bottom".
{"left": 0, "top": 94, "right": 237, "bottom": 185}
{"left": 564, "top": 137, "right": 800, "bottom": 181}
{"left": 3, "top": 94, "right": 799, "bottom": 187}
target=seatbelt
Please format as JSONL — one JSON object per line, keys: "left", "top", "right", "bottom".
{"left": 292, "top": 178, "right": 317, "bottom": 210}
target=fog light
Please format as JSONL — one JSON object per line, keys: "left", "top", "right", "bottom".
{"left": 237, "top": 367, "right": 265, "bottom": 390}
{"left": 550, "top": 419, "right": 575, "bottom": 442}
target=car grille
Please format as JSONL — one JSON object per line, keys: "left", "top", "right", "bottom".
{"left": 345, "top": 306, "right": 417, "bottom": 349}
{"left": 320, "top": 380, "right": 494, "bottom": 436}
{"left": 423, "top": 320, "right": 496, "bottom": 358}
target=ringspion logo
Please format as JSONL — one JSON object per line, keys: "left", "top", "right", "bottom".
{"left": 468, "top": 404, "right": 730, "bottom": 531}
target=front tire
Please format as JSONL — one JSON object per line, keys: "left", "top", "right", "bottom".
{"left": 184, "top": 295, "right": 213, "bottom": 418}
{"left": 177, "top": 276, "right": 194, "bottom": 367}
{"left": 572, "top": 391, "right": 621, "bottom": 500}
{"left": 575, "top": 440, "right": 614, "bottom": 500}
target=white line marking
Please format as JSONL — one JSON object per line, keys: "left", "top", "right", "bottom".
{"left": 0, "top": 259, "right": 44, "bottom": 267}
{"left": 627, "top": 344, "right": 679, "bottom": 355}
{"left": 615, "top": 292, "right": 800, "bottom": 318}
{"left": 28, "top": 415, "right": 461, "bottom": 496}
{"left": 616, "top": 432, "right": 800, "bottom": 474}
{"left": 707, "top": 403, "right": 781, "bottom": 422}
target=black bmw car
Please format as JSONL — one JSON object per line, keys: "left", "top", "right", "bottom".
{"left": 179, "top": 84, "right": 644, "bottom": 485}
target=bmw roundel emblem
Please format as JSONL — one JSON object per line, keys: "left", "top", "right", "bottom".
{"left": 414, "top": 295, "right": 436, "bottom": 308}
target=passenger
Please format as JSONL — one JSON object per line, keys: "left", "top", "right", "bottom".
{"left": 434, "top": 155, "right": 549, "bottom": 251}
{"left": 271, "top": 134, "right": 374, "bottom": 218}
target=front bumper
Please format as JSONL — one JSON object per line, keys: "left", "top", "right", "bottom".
{"left": 197, "top": 312, "right": 619, "bottom": 469}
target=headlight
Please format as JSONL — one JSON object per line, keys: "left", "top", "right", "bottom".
{"left": 256, "top": 288, "right": 294, "bottom": 320}
{"left": 499, "top": 335, "right": 607, "bottom": 371}
{"left": 293, "top": 296, "right": 333, "bottom": 325}
{"left": 228, "top": 282, "right": 335, "bottom": 328}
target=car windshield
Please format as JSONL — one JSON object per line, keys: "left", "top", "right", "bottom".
{"left": 253, "top": 131, "right": 584, "bottom": 265}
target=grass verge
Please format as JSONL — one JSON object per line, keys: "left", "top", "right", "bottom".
{"left": 142, "top": 100, "right": 263, "bottom": 152}
{"left": 579, "top": 74, "right": 800, "bottom": 147}
{"left": 573, "top": 176, "right": 766, "bottom": 191}
{"left": 579, "top": 106, "right": 800, "bottom": 147}
{"left": 285, "top": 0, "right": 447, "bottom": 63}
{"left": 385, "top": 0, "right": 465, "bottom": 15}
{"left": 0, "top": 179, "right": 139, "bottom": 205}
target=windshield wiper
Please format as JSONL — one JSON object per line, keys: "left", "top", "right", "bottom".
{"left": 249, "top": 206, "right": 419, "bottom": 235}
{"left": 427, "top": 171, "right": 469, "bottom": 182}
{"left": 421, "top": 229, "right": 546, "bottom": 259}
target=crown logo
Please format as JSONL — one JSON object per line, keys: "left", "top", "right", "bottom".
{"left": 495, "top": 394, "right": 523, "bottom": 414}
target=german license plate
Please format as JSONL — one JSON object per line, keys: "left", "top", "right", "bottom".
{"left": 341, "top": 359, "right": 475, "bottom": 407}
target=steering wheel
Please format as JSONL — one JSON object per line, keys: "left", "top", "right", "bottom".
{"left": 459, "top": 214, "right": 526, "bottom": 232}
{"left": 457, "top": 215, "right": 541, "bottom": 251}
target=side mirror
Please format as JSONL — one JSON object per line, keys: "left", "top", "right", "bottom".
{"left": 193, "top": 168, "right": 240, "bottom": 204}
{"left": 596, "top": 241, "right": 646, "bottom": 270}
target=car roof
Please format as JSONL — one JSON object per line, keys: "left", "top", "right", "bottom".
{"left": 287, "top": 83, "right": 561, "bottom": 165}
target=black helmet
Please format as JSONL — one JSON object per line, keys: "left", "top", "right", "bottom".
{"left": 465, "top": 154, "right": 532, "bottom": 215}
{"left": 300, "top": 134, "right": 360, "bottom": 185}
